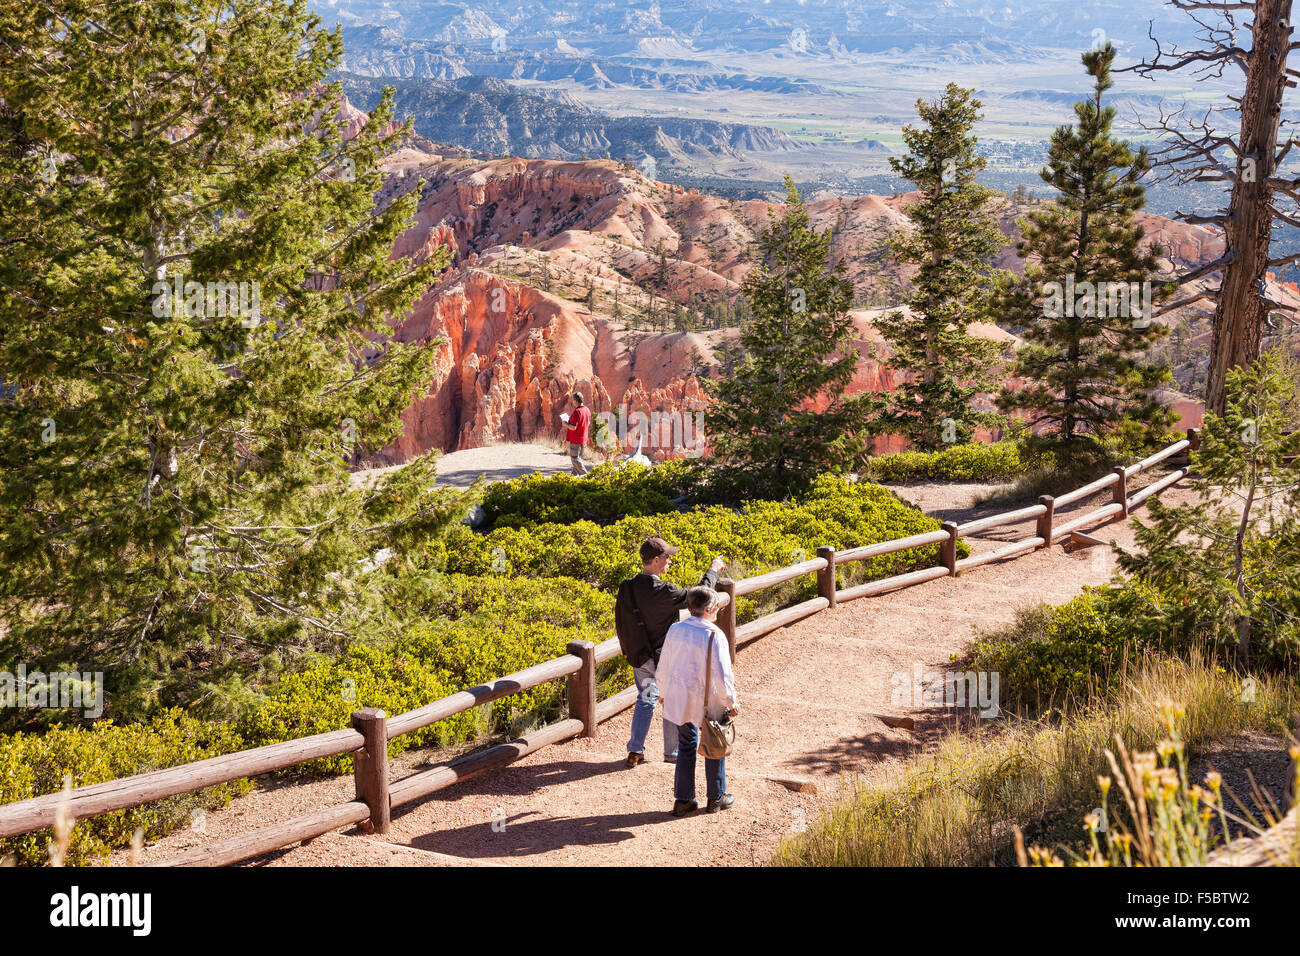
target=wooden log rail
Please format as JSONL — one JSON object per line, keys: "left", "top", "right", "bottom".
{"left": 0, "top": 429, "right": 1201, "bottom": 865}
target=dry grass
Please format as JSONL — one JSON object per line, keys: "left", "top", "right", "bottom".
{"left": 772, "top": 653, "right": 1299, "bottom": 867}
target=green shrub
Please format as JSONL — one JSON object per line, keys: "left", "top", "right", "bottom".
{"left": 866, "top": 441, "right": 1028, "bottom": 483}
{"left": 3, "top": 575, "right": 624, "bottom": 862}
{"left": 480, "top": 460, "right": 696, "bottom": 528}
{"left": 239, "top": 643, "right": 470, "bottom": 776}
{"left": 447, "top": 476, "right": 968, "bottom": 620}
{"left": 0, "top": 710, "right": 249, "bottom": 866}
{"left": 968, "top": 584, "right": 1189, "bottom": 714}
{"left": 241, "top": 574, "right": 624, "bottom": 775}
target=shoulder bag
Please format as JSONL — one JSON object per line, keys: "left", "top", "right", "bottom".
{"left": 699, "top": 630, "right": 736, "bottom": 759}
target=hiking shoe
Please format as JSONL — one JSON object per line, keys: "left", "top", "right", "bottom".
{"left": 706, "top": 793, "right": 735, "bottom": 813}
{"left": 625, "top": 752, "right": 644, "bottom": 768}
{"left": 671, "top": 799, "right": 698, "bottom": 817}
{"left": 663, "top": 754, "right": 677, "bottom": 764}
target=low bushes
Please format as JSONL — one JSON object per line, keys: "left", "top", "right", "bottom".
{"left": 2, "top": 575, "right": 622, "bottom": 861}
{"left": 0, "top": 711, "right": 250, "bottom": 867}
{"left": 242, "top": 575, "right": 622, "bottom": 775}
{"left": 971, "top": 428, "right": 1188, "bottom": 507}
{"left": 865, "top": 441, "right": 1028, "bottom": 483}
{"left": 480, "top": 460, "right": 694, "bottom": 528}
{"left": 445, "top": 475, "right": 969, "bottom": 620}
{"left": 967, "top": 584, "right": 1174, "bottom": 714}
{"left": 971, "top": 571, "right": 1300, "bottom": 717}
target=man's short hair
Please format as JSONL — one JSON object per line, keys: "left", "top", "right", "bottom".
{"left": 573, "top": 391, "right": 584, "bottom": 404}
{"left": 640, "top": 536, "right": 679, "bottom": 564}
{"left": 687, "top": 586, "right": 722, "bottom": 616}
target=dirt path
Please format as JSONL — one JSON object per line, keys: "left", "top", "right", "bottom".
{"left": 118, "top": 480, "right": 1198, "bottom": 868}
{"left": 352, "top": 442, "right": 592, "bottom": 489}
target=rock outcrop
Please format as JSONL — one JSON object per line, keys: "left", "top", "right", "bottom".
{"left": 359, "top": 131, "right": 1231, "bottom": 466}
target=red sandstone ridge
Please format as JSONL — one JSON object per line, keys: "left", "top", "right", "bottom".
{"left": 355, "top": 122, "right": 1231, "bottom": 466}
{"left": 382, "top": 267, "right": 715, "bottom": 461}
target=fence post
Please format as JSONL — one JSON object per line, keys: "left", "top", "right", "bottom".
{"left": 1187, "top": 427, "right": 1201, "bottom": 451}
{"left": 1037, "top": 495, "right": 1055, "bottom": 548}
{"left": 718, "top": 577, "right": 737, "bottom": 665}
{"left": 565, "top": 640, "right": 597, "bottom": 738}
{"left": 1112, "top": 466, "right": 1129, "bottom": 519}
{"left": 817, "top": 546, "right": 837, "bottom": 608}
{"left": 351, "top": 708, "right": 390, "bottom": 835}
{"left": 941, "top": 522, "right": 959, "bottom": 576}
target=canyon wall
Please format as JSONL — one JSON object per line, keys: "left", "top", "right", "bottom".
{"left": 363, "top": 133, "right": 1234, "bottom": 466}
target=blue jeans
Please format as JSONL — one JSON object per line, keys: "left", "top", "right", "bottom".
{"left": 675, "top": 723, "right": 726, "bottom": 803}
{"left": 626, "top": 661, "right": 678, "bottom": 759}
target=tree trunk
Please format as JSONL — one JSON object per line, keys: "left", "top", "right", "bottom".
{"left": 1207, "top": 0, "right": 1292, "bottom": 415}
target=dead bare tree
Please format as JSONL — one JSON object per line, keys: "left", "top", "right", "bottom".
{"left": 1125, "top": 0, "right": 1297, "bottom": 414}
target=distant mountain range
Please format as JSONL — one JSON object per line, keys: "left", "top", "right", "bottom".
{"left": 315, "top": 0, "right": 1200, "bottom": 59}
{"left": 314, "top": 1, "right": 1264, "bottom": 269}
{"left": 334, "top": 71, "right": 806, "bottom": 177}
{"left": 338, "top": 25, "right": 839, "bottom": 96}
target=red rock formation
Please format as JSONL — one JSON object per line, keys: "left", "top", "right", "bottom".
{"left": 379, "top": 267, "right": 720, "bottom": 463}
{"left": 359, "top": 138, "right": 1232, "bottom": 465}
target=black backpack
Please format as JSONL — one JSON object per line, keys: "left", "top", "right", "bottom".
{"left": 614, "top": 577, "right": 653, "bottom": 664}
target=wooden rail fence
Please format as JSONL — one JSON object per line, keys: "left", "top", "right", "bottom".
{"left": 0, "top": 430, "right": 1201, "bottom": 866}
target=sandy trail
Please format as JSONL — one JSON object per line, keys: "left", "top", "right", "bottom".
{"left": 352, "top": 442, "right": 601, "bottom": 489}
{"left": 117, "top": 478, "right": 1197, "bottom": 868}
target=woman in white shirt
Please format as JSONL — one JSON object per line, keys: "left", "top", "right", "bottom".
{"left": 657, "top": 587, "right": 740, "bottom": 816}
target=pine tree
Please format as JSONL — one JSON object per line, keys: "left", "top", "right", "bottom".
{"left": 704, "top": 176, "right": 872, "bottom": 499}
{"left": 998, "top": 44, "right": 1175, "bottom": 454}
{"left": 1119, "top": 353, "right": 1300, "bottom": 667}
{"left": 877, "top": 84, "right": 1006, "bottom": 451}
{"left": 0, "top": 0, "right": 464, "bottom": 720}
{"left": 654, "top": 240, "right": 670, "bottom": 291}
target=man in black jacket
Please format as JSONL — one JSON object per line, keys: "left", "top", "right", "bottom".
{"left": 616, "top": 537, "right": 725, "bottom": 767}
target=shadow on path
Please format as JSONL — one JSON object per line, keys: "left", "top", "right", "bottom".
{"left": 391, "top": 757, "right": 627, "bottom": 819}
{"left": 790, "top": 712, "right": 975, "bottom": 776}
{"left": 407, "top": 808, "right": 681, "bottom": 859}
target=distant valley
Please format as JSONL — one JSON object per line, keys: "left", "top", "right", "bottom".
{"left": 314, "top": 1, "right": 1252, "bottom": 215}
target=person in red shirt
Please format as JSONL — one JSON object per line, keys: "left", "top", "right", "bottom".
{"left": 564, "top": 392, "right": 591, "bottom": 475}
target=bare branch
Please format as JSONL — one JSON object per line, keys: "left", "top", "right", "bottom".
{"left": 1155, "top": 291, "right": 1218, "bottom": 316}
{"left": 1174, "top": 209, "right": 1231, "bottom": 225}
{"left": 1173, "top": 252, "right": 1236, "bottom": 286}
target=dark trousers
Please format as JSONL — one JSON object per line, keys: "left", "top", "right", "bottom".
{"left": 674, "top": 722, "right": 726, "bottom": 802}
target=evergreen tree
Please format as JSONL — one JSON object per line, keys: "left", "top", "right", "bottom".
{"left": 0, "top": 0, "right": 464, "bottom": 720}
{"left": 1119, "top": 353, "right": 1300, "bottom": 667}
{"left": 878, "top": 84, "right": 1006, "bottom": 450}
{"left": 998, "top": 45, "right": 1175, "bottom": 452}
{"left": 654, "top": 241, "right": 671, "bottom": 294}
{"left": 705, "top": 176, "right": 872, "bottom": 498}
